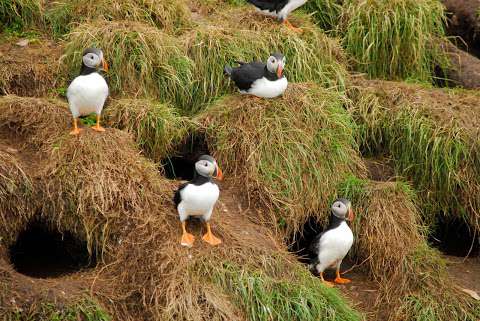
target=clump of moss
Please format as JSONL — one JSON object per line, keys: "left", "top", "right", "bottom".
{"left": 340, "top": 0, "right": 449, "bottom": 81}
{"left": 199, "top": 84, "right": 365, "bottom": 234}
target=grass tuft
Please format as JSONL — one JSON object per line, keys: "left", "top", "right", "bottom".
{"left": 199, "top": 84, "right": 366, "bottom": 234}
{"left": 0, "top": 0, "right": 43, "bottom": 32}
{"left": 340, "top": 0, "right": 449, "bottom": 81}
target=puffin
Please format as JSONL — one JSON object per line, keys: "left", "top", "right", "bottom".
{"left": 66, "top": 48, "right": 109, "bottom": 135}
{"left": 224, "top": 53, "right": 287, "bottom": 99}
{"left": 309, "top": 198, "right": 355, "bottom": 287}
{"left": 173, "top": 155, "right": 224, "bottom": 247}
{"left": 246, "top": 0, "right": 307, "bottom": 32}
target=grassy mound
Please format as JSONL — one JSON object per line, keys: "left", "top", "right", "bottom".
{"left": 45, "top": 0, "right": 191, "bottom": 36}
{"left": 0, "top": 95, "right": 362, "bottom": 321}
{"left": 341, "top": 177, "right": 480, "bottom": 321}
{"left": 104, "top": 99, "right": 195, "bottom": 162}
{"left": 182, "top": 7, "right": 347, "bottom": 114}
{"left": 63, "top": 20, "right": 193, "bottom": 107}
{"left": 340, "top": 0, "right": 448, "bottom": 81}
{"left": 348, "top": 78, "right": 480, "bottom": 231}
{"left": 0, "top": 40, "right": 62, "bottom": 97}
{"left": 198, "top": 83, "right": 366, "bottom": 234}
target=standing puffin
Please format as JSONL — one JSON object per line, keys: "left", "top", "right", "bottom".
{"left": 309, "top": 198, "right": 355, "bottom": 287}
{"left": 173, "top": 155, "right": 224, "bottom": 247}
{"left": 66, "top": 48, "right": 109, "bottom": 135}
{"left": 224, "top": 53, "right": 287, "bottom": 99}
{"left": 246, "top": 0, "right": 307, "bottom": 32}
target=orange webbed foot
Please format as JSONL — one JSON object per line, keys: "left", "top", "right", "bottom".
{"left": 69, "top": 128, "right": 83, "bottom": 136}
{"left": 334, "top": 276, "right": 351, "bottom": 284}
{"left": 92, "top": 125, "right": 106, "bottom": 132}
{"left": 202, "top": 232, "right": 222, "bottom": 246}
{"left": 181, "top": 232, "right": 195, "bottom": 247}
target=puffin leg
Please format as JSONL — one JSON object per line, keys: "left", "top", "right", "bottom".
{"left": 202, "top": 222, "right": 222, "bottom": 246}
{"left": 320, "top": 272, "right": 334, "bottom": 287}
{"left": 334, "top": 268, "right": 351, "bottom": 284}
{"left": 180, "top": 221, "right": 195, "bottom": 247}
{"left": 92, "top": 114, "right": 106, "bottom": 132}
{"left": 283, "top": 19, "right": 303, "bottom": 33}
{"left": 69, "top": 118, "right": 82, "bottom": 136}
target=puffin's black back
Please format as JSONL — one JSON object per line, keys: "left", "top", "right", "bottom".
{"left": 230, "top": 62, "right": 279, "bottom": 90}
{"left": 246, "top": 0, "right": 289, "bottom": 11}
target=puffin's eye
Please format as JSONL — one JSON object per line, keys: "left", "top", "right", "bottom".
{"left": 204, "top": 162, "right": 208, "bottom": 167}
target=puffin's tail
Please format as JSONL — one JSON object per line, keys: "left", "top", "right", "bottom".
{"left": 224, "top": 65, "right": 233, "bottom": 77}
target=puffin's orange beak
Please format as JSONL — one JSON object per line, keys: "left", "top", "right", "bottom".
{"left": 347, "top": 208, "right": 354, "bottom": 222}
{"left": 277, "top": 65, "right": 283, "bottom": 78}
{"left": 214, "top": 165, "right": 223, "bottom": 181}
{"left": 102, "top": 58, "right": 109, "bottom": 72}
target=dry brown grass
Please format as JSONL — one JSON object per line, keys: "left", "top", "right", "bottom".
{"left": 0, "top": 95, "right": 361, "bottom": 321}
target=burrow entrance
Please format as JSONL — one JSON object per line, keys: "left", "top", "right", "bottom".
{"left": 161, "top": 133, "right": 210, "bottom": 180}
{"left": 430, "top": 216, "right": 480, "bottom": 257}
{"left": 9, "top": 220, "right": 96, "bottom": 278}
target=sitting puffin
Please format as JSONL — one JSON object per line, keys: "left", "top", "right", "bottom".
{"left": 66, "top": 48, "right": 109, "bottom": 135}
{"left": 246, "top": 0, "right": 307, "bottom": 32}
{"left": 309, "top": 198, "right": 355, "bottom": 287}
{"left": 173, "top": 155, "right": 223, "bottom": 247}
{"left": 224, "top": 53, "right": 287, "bottom": 99}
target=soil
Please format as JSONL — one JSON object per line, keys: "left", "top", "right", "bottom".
{"left": 443, "top": 254, "right": 480, "bottom": 297}
{"left": 440, "top": 40, "right": 480, "bottom": 89}
{"left": 364, "top": 157, "right": 395, "bottom": 182}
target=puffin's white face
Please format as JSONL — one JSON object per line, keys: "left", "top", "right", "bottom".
{"left": 331, "top": 199, "right": 354, "bottom": 221}
{"left": 195, "top": 156, "right": 223, "bottom": 180}
{"left": 82, "top": 49, "right": 108, "bottom": 71}
{"left": 266, "top": 54, "right": 286, "bottom": 77}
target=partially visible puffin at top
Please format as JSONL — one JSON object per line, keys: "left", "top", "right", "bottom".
{"left": 66, "top": 48, "right": 109, "bottom": 136}
{"left": 173, "top": 155, "right": 223, "bottom": 247}
{"left": 246, "top": 0, "right": 307, "bottom": 32}
{"left": 224, "top": 52, "right": 287, "bottom": 99}
{"left": 309, "top": 198, "right": 355, "bottom": 287}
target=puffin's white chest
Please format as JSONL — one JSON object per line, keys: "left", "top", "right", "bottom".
{"left": 179, "top": 182, "right": 219, "bottom": 216}
{"left": 317, "top": 222, "right": 354, "bottom": 265}
{"left": 243, "top": 76, "right": 288, "bottom": 98}
{"left": 67, "top": 72, "right": 108, "bottom": 117}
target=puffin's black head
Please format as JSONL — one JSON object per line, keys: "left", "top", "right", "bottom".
{"left": 82, "top": 47, "right": 108, "bottom": 72}
{"left": 331, "top": 198, "right": 354, "bottom": 221}
{"left": 266, "top": 52, "right": 286, "bottom": 78}
{"left": 195, "top": 155, "right": 223, "bottom": 180}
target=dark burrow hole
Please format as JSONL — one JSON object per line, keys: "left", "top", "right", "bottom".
{"left": 430, "top": 216, "right": 480, "bottom": 257}
{"left": 9, "top": 220, "right": 96, "bottom": 278}
{"left": 161, "top": 133, "right": 210, "bottom": 180}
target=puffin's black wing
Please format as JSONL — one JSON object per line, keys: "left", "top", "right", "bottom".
{"left": 173, "top": 182, "right": 189, "bottom": 207}
{"left": 230, "top": 62, "right": 266, "bottom": 91}
{"left": 246, "top": 0, "right": 289, "bottom": 11}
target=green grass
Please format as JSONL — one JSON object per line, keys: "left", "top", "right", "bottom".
{"left": 302, "top": 0, "right": 342, "bottom": 31}
{"left": 0, "top": 0, "right": 42, "bottom": 31}
{"left": 341, "top": 0, "right": 449, "bottom": 81}
{"left": 3, "top": 299, "right": 111, "bottom": 321}
{"left": 44, "top": 0, "right": 191, "bottom": 37}
{"left": 63, "top": 20, "right": 194, "bottom": 107}
{"left": 348, "top": 80, "right": 480, "bottom": 230}
{"left": 199, "top": 84, "right": 365, "bottom": 234}
{"left": 202, "top": 263, "right": 362, "bottom": 321}
{"left": 184, "top": 12, "right": 347, "bottom": 114}
{"left": 105, "top": 99, "right": 196, "bottom": 162}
